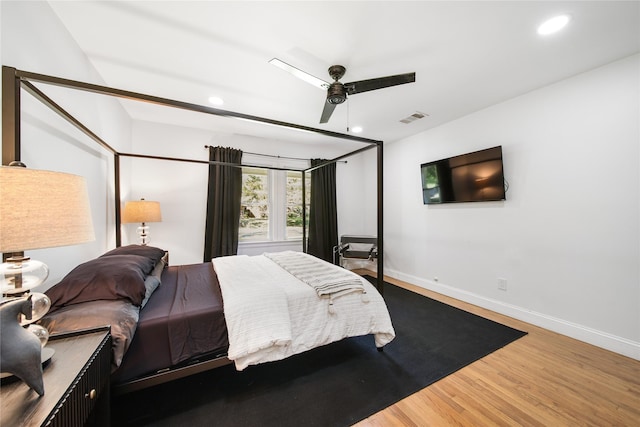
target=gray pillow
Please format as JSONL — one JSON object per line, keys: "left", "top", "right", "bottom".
{"left": 141, "top": 256, "right": 166, "bottom": 308}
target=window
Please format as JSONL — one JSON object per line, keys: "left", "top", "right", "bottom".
{"left": 286, "top": 171, "right": 310, "bottom": 239}
{"left": 239, "top": 168, "right": 310, "bottom": 242}
{"left": 239, "top": 168, "right": 269, "bottom": 241}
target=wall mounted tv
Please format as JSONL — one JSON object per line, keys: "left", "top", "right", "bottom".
{"left": 420, "top": 146, "right": 506, "bottom": 204}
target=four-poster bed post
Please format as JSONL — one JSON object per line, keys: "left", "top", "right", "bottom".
{"left": 1, "top": 65, "right": 385, "bottom": 293}
{"left": 378, "top": 142, "right": 383, "bottom": 292}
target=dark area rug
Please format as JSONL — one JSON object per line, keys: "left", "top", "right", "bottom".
{"left": 111, "top": 280, "right": 526, "bottom": 427}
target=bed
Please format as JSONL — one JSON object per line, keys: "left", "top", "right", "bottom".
{"left": 5, "top": 68, "right": 391, "bottom": 392}
{"left": 39, "top": 245, "right": 395, "bottom": 393}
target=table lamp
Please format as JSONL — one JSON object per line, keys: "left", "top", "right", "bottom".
{"left": 0, "top": 163, "right": 95, "bottom": 395}
{"left": 122, "top": 198, "right": 162, "bottom": 245}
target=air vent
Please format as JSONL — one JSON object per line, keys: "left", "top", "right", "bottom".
{"left": 400, "top": 111, "right": 429, "bottom": 124}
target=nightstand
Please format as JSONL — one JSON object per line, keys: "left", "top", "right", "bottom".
{"left": 0, "top": 326, "right": 112, "bottom": 427}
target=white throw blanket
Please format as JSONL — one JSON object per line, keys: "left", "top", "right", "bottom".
{"left": 211, "top": 255, "right": 292, "bottom": 365}
{"left": 212, "top": 252, "right": 395, "bottom": 371}
{"left": 264, "top": 251, "right": 366, "bottom": 299}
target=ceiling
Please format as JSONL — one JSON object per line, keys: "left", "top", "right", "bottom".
{"left": 47, "top": 1, "right": 639, "bottom": 153}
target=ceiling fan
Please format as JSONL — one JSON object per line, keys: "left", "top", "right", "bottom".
{"left": 269, "top": 58, "right": 416, "bottom": 124}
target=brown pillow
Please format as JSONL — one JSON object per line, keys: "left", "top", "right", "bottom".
{"left": 100, "top": 244, "right": 166, "bottom": 265}
{"left": 46, "top": 254, "right": 154, "bottom": 311}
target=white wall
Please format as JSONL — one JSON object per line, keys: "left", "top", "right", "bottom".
{"left": 128, "top": 120, "right": 377, "bottom": 265}
{"left": 336, "top": 148, "right": 378, "bottom": 237}
{"left": 381, "top": 54, "right": 640, "bottom": 359}
{"left": 1, "top": 1, "right": 132, "bottom": 289}
{"left": 120, "top": 121, "right": 209, "bottom": 265}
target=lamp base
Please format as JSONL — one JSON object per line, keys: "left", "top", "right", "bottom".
{"left": 137, "top": 223, "right": 150, "bottom": 246}
{"left": 0, "top": 256, "right": 49, "bottom": 295}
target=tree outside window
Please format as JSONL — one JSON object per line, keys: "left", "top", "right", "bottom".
{"left": 239, "top": 168, "right": 309, "bottom": 242}
{"left": 239, "top": 168, "right": 269, "bottom": 241}
{"left": 286, "top": 171, "right": 310, "bottom": 239}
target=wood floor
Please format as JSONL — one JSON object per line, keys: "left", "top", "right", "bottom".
{"left": 354, "top": 273, "right": 640, "bottom": 426}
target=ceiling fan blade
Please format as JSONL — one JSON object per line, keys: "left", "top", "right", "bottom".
{"left": 269, "top": 58, "right": 330, "bottom": 90}
{"left": 345, "top": 72, "right": 415, "bottom": 95}
{"left": 319, "top": 100, "right": 337, "bottom": 123}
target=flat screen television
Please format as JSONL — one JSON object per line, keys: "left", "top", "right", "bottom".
{"left": 420, "top": 146, "right": 506, "bottom": 204}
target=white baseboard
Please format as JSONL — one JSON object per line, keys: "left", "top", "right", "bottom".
{"left": 385, "top": 268, "right": 640, "bottom": 361}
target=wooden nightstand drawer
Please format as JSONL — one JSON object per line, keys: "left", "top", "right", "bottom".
{"left": 1, "top": 327, "right": 111, "bottom": 427}
{"left": 47, "top": 328, "right": 111, "bottom": 426}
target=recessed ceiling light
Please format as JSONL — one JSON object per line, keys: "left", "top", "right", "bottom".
{"left": 537, "top": 14, "right": 571, "bottom": 35}
{"left": 351, "top": 126, "right": 363, "bottom": 134}
{"left": 208, "top": 96, "right": 224, "bottom": 106}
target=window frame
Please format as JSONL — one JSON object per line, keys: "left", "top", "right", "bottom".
{"left": 239, "top": 167, "right": 271, "bottom": 242}
{"left": 239, "top": 167, "right": 308, "bottom": 244}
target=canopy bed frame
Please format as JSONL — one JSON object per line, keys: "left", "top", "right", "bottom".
{"left": 1, "top": 65, "right": 388, "bottom": 393}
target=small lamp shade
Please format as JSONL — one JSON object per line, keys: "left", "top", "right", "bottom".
{"left": 122, "top": 200, "right": 162, "bottom": 224}
{"left": 122, "top": 199, "right": 162, "bottom": 245}
{"left": 0, "top": 166, "right": 95, "bottom": 252}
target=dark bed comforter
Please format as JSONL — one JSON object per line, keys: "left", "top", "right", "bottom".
{"left": 111, "top": 262, "right": 228, "bottom": 384}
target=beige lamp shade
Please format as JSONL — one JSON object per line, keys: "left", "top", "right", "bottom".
{"left": 0, "top": 166, "right": 95, "bottom": 252}
{"left": 122, "top": 200, "right": 162, "bottom": 224}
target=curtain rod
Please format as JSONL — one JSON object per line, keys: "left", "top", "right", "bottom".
{"left": 204, "top": 145, "right": 347, "bottom": 164}
{"left": 119, "top": 152, "right": 307, "bottom": 172}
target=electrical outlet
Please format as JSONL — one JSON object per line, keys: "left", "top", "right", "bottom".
{"left": 498, "top": 278, "right": 507, "bottom": 291}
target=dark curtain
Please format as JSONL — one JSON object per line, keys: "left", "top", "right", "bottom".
{"left": 203, "top": 146, "right": 243, "bottom": 261}
{"left": 307, "top": 159, "right": 338, "bottom": 263}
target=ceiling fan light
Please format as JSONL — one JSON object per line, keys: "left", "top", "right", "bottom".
{"left": 327, "top": 82, "right": 346, "bottom": 104}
